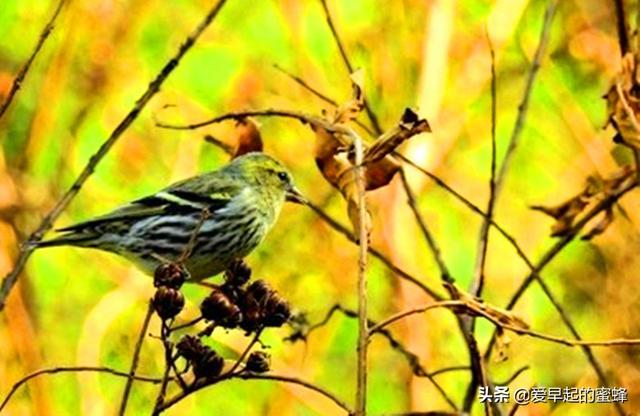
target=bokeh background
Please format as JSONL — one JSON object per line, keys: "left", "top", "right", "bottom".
{"left": 1, "top": 0, "right": 640, "bottom": 415}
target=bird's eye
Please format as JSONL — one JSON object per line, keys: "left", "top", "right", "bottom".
{"left": 277, "top": 171, "right": 288, "bottom": 182}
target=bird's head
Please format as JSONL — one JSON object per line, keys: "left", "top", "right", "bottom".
{"left": 232, "top": 152, "right": 307, "bottom": 205}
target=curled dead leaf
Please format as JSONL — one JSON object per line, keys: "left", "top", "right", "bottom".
{"left": 364, "top": 108, "right": 431, "bottom": 165}
{"left": 606, "top": 53, "right": 640, "bottom": 148}
{"left": 531, "top": 194, "right": 589, "bottom": 237}
{"left": 314, "top": 125, "right": 372, "bottom": 238}
{"left": 581, "top": 208, "right": 614, "bottom": 241}
{"left": 365, "top": 156, "right": 400, "bottom": 190}
{"left": 233, "top": 117, "right": 263, "bottom": 158}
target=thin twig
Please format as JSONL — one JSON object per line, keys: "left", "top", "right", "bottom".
{"left": 370, "top": 299, "right": 640, "bottom": 348}
{"left": 493, "top": 366, "right": 530, "bottom": 386}
{"left": 169, "top": 316, "right": 204, "bottom": 333}
{"left": 157, "top": 108, "right": 348, "bottom": 135}
{"left": 463, "top": 31, "right": 499, "bottom": 415}
{"left": 0, "top": 0, "right": 66, "bottom": 120}
{"left": 228, "top": 328, "right": 263, "bottom": 375}
{"left": 399, "top": 170, "right": 452, "bottom": 283}
{"left": 156, "top": 371, "right": 353, "bottom": 414}
{"left": 494, "top": 0, "right": 558, "bottom": 194}
{"left": 118, "top": 300, "right": 154, "bottom": 416}
{"left": 273, "top": 64, "right": 338, "bottom": 106}
{"left": 1, "top": 366, "right": 163, "bottom": 412}
{"left": 0, "top": 0, "right": 230, "bottom": 310}
{"left": 152, "top": 323, "right": 174, "bottom": 414}
{"left": 469, "top": 32, "right": 498, "bottom": 297}
{"left": 272, "top": 65, "right": 376, "bottom": 136}
{"left": 427, "top": 365, "right": 470, "bottom": 378}
{"left": 318, "top": 0, "right": 383, "bottom": 135}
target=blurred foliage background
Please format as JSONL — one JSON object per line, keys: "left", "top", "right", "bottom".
{"left": 1, "top": 0, "right": 640, "bottom": 415}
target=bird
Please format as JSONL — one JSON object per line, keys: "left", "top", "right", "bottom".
{"left": 35, "top": 152, "right": 306, "bottom": 280}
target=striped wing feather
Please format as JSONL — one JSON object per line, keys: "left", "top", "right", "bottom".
{"left": 54, "top": 174, "right": 243, "bottom": 235}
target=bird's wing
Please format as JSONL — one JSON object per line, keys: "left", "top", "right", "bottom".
{"left": 57, "top": 173, "right": 244, "bottom": 233}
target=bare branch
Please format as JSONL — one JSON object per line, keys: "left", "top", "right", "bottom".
{"left": 347, "top": 128, "right": 369, "bottom": 415}
{"left": 272, "top": 65, "right": 376, "bottom": 136}
{"left": 494, "top": 0, "right": 558, "bottom": 193}
{"left": 318, "top": 0, "right": 383, "bottom": 135}
{"left": 273, "top": 64, "right": 338, "bottom": 106}
{"left": 399, "top": 170, "right": 452, "bottom": 283}
{"left": 469, "top": 32, "right": 498, "bottom": 297}
{"left": 0, "top": 0, "right": 67, "bottom": 120}
{"left": 0, "top": 0, "right": 230, "bottom": 310}
{"left": 156, "top": 371, "right": 353, "bottom": 414}
{"left": 118, "top": 301, "right": 154, "bottom": 416}
{"left": 370, "top": 299, "right": 640, "bottom": 348}
{"left": 1, "top": 366, "right": 163, "bottom": 413}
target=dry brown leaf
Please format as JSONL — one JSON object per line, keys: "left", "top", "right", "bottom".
{"left": 314, "top": 125, "right": 371, "bottom": 239}
{"left": 445, "top": 282, "right": 529, "bottom": 330}
{"left": 532, "top": 166, "right": 633, "bottom": 239}
{"left": 606, "top": 53, "right": 640, "bottom": 148}
{"left": 365, "top": 156, "right": 400, "bottom": 190}
{"left": 233, "top": 117, "right": 263, "bottom": 158}
{"left": 531, "top": 194, "right": 590, "bottom": 237}
{"left": 364, "top": 108, "right": 431, "bottom": 164}
{"left": 581, "top": 208, "right": 614, "bottom": 241}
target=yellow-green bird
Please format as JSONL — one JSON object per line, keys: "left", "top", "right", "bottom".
{"left": 36, "top": 152, "right": 306, "bottom": 280}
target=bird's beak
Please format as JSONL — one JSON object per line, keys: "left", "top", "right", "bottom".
{"left": 286, "top": 186, "right": 307, "bottom": 205}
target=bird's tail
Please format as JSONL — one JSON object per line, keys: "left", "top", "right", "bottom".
{"left": 30, "top": 232, "right": 99, "bottom": 249}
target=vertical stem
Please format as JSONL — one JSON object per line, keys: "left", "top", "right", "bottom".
{"left": 118, "top": 301, "right": 154, "bottom": 416}
{"left": 353, "top": 133, "right": 368, "bottom": 416}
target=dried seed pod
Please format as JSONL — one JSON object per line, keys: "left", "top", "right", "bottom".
{"left": 245, "top": 280, "right": 271, "bottom": 306}
{"left": 263, "top": 295, "right": 291, "bottom": 327}
{"left": 224, "top": 259, "right": 252, "bottom": 286}
{"left": 176, "top": 335, "right": 206, "bottom": 361}
{"left": 245, "top": 351, "right": 270, "bottom": 373}
{"left": 239, "top": 305, "right": 263, "bottom": 333}
{"left": 201, "top": 289, "right": 242, "bottom": 327}
{"left": 153, "top": 263, "right": 187, "bottom": 289}
{"left": 153, "top": 287, "right": 185, "bottom": 320}
{"left": 193, "top": 348, "right": 224, "bottom": 379}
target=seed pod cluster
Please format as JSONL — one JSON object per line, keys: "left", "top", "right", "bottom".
{"left": 152, "top": 263, "right": 188, "bottom": 319}
{"left": 199, "top": 261, "right": 291, "bottom": 333}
